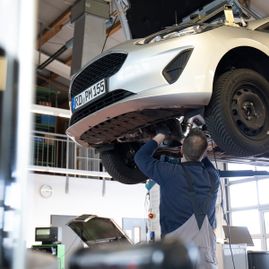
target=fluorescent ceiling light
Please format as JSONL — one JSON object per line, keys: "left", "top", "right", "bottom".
{"left": 35, "top": 51, "right": 70, "bottom": 80}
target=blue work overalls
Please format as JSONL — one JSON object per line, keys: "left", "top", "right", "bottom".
{"left": 165, "top": 166, "right": 218, "bottom": 269}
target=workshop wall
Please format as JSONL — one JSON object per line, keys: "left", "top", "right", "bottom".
{"left": 25, "top": 174, "right": 147, "bottom": 247}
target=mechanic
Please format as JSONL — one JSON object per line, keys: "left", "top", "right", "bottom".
{"left": 134, "top": 128, "right": 220, "bottom": 269}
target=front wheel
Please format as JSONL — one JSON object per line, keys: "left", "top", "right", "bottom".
{"left": 100, "top": 143, "right": 147, "bottom": 184}
{"left": 205, "top": 68, "right": 269, "bottom": 156}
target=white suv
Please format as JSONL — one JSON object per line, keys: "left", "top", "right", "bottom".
{"left": 66, "top": 12, "right": 269, "bottom": 184}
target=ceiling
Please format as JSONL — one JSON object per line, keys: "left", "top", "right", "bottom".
{"left": 37, "top": 0, "right": 75, "bottom": 108}
{"left": 36, "top": 0, "right": 128, "bottom": 108}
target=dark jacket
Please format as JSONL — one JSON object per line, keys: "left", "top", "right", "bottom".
{"left": 134, "top": 140, "right": 220, "bottom": 236}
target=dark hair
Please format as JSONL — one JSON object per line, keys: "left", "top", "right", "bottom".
{"left": 182, "top": 128, "right": 208, "bottom": 161}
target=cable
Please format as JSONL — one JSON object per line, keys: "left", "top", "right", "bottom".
{"left": 210, "top": 140, "right": 236, "bottom": 269}
{"left": 144, "top": 191, "right": 150, "bottom": 241}
{"left": 101, "top": 15, "right": 118, "bottom": 53}
{"left": 37, "top": 38, "right": 73, "bottom": 70}
{"left": 227, "top": 219, "right": 236, "bottom": 269}
{"left": 210, "top": 140, "right": 218, "bottom": 170}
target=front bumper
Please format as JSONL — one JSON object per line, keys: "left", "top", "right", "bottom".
{"left": 66, "top": 89, "right": 208, "bottom": 146}
{"left": 67, "top": 36, "right": 214, "bottom": 146}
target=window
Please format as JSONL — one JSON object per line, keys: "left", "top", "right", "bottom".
{"left": 231, "top": 210, "right": 260, "bottom": 234}
{"left": 264, "top": 212, "right": 269, "bottom": 234}
{"left": 258, "top": 179, "right": 269, "bottom": 205}
{"left": 226, "top": 163, "right": 255, "bottom": 182}
{"left": 230, "top": 182, "right": 258, "bottom": 208}
{"left": 248, "top": 239, "right": 262, "bottom": 251}
{"left": 227, "top": 163, "right": 269, "bottom": 251}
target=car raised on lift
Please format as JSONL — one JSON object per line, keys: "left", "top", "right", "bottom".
{"left": 66, "top": 9, "right": 269, "bottom": 184}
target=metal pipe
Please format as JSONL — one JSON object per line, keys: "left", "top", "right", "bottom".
{"left": 37, "top": 38, "right": 73, "bottom": 70}
{"left": 113, "top": 0, "right": 132, "bottom": 39}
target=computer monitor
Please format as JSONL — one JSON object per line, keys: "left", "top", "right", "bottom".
{"left": 222, "top": 225, "right": 254, "bottom": 246}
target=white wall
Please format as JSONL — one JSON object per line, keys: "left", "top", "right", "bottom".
{"left": 25, "top": 174, "right": 147, "bottom": 247}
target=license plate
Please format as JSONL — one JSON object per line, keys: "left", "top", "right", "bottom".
{"left": 72, "top": 79, "right": 106, "bottom": 111}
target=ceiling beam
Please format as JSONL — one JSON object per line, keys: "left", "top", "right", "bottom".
{"left": 38, "top": 8, "right": 121, "bottom": 49}
{"left": 38, "top": 7, "right": 71, "bottom": 49}
{"left": 64, "top": 55, "right": 72, "bottom": 66}
{"left": 37, "top": 53, "right": 73, "bottom": 89}
{"left": 35, "top": 50, "right": 70, "bottom": 79}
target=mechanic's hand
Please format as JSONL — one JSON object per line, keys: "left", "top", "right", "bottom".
{"left": 153, "top": 133, "right": 166, "bottom": 145}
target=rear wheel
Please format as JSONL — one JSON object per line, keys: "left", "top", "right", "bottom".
{"left": 100, "top": 143, "right": 147, "bottom": 184}
{"left": 205, "top": 68, "right": 269, "bottom": 156}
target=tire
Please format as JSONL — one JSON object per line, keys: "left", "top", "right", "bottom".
{"left": 100, "top": 143, "right": 147, "bottom": 184}
{"left": 205, "top": 68, "right": 269, "bottom": 156}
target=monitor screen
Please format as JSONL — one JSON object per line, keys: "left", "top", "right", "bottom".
{"left": 36, "top": 228, "right": 50, "bottom": 236}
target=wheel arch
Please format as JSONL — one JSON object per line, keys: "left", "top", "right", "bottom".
{"left": 213, "top": 46, "right": 269, "bottom": 85}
